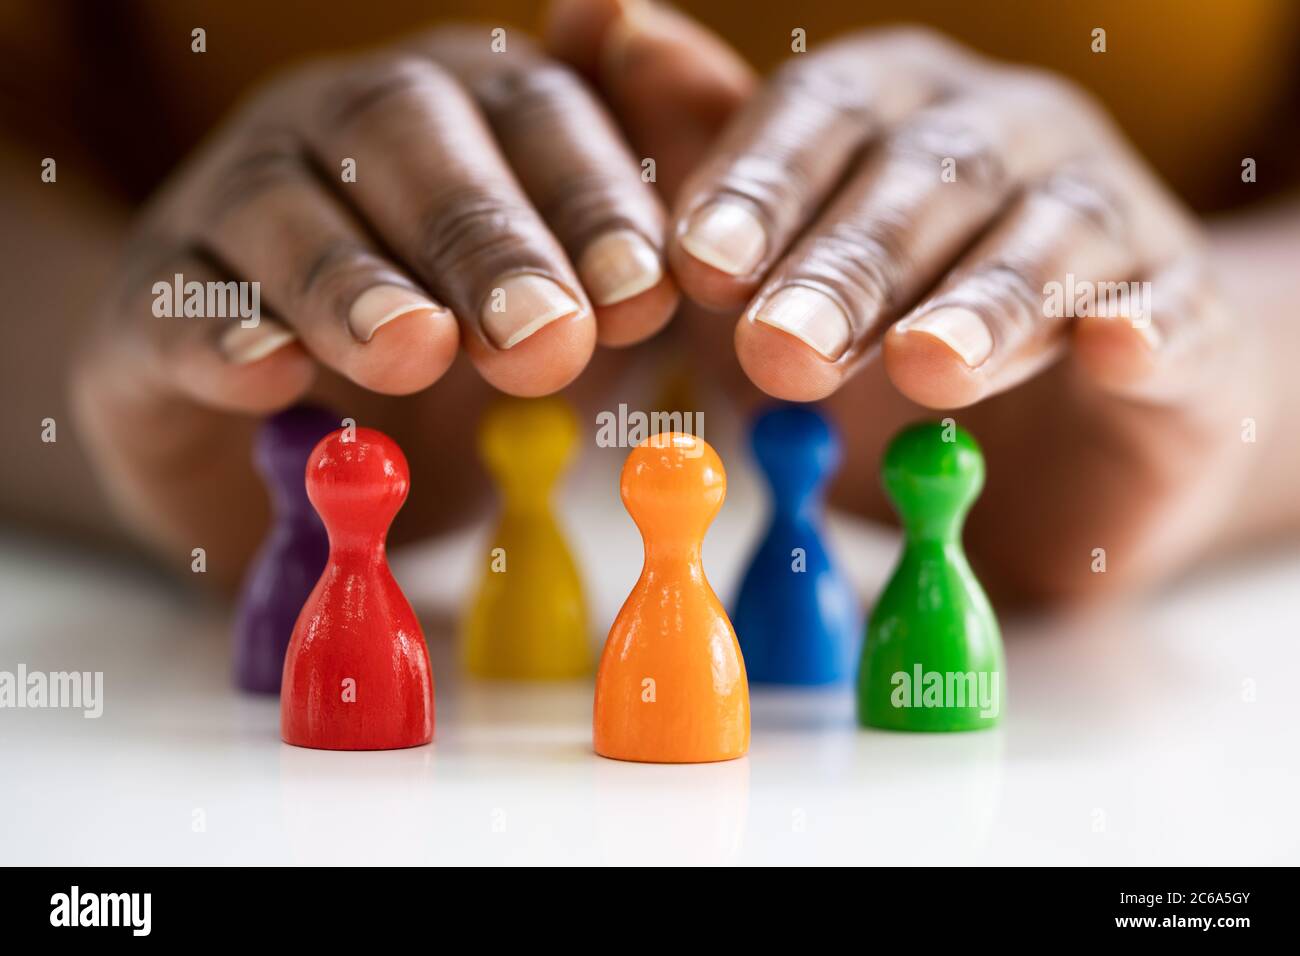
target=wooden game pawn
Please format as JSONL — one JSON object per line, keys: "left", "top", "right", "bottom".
{"left": 594, "top": 432, "right": 750, "bottom": 763}
{"left": 281, "top": 427, "right": 434, "bottom": 751}
{"left": 857, "top": 421, "right": 1004, "bottom": 732}
{"left": 462, "top": 396, "right": 591, "bottom": 679}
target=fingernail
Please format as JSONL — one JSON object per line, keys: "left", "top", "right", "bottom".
{"left": 348, "top": 284, "right": 444, "bottom": 343}
{"left": 481, "top": 274, "right": 583, "bottom": 349}
{"left": 679, "top": 201, "right": 767, "bottom": 276}
{"left": 578, "top": 229, "right": 663, "bottom": 306}
{"left": 219, "top": 320, "right": 297, "bottom": 365}
{"left": 901, "top": 307, "right": 994, "bottom": 368}
{"left": 751, "top": 286, "right": 852, "bottom": 360}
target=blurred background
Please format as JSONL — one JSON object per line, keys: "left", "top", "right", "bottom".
{"left": 6, "top": 0, "right": 1299, "bottom": 208}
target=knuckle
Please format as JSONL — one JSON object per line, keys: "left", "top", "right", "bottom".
{"left": 1038, "top": 166, "right": 1128, "bottom": 239}
{"left": 997, "top": 66, "right": 1108, "bottom": 128}
{"left": 417, "top": 184, "right": 540, "bottom": 277}
{"left": 473, "top": 61, "right": 587, "bottom": 124}
{"left": 887, "top": 110, "right": 1009, "bottom": 192}
{"left": 323, "top": 55, "right": 458, "bottom": 131}
{"left": 201, "top": 128, "right": 305, "bottom": 222}
{"left": 769, "top": 56, "right": 877, "bottom": 125}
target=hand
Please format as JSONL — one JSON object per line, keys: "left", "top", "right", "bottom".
{"left": 71, "top": 26, "right": 684, "bottom": 587}
{"left": 662, "top": 26, "right": 1225, "bottom": 405}
{"left": 552, "top": 4, "right": 1263, "bottom": 603}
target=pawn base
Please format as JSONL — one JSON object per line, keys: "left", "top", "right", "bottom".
{"left": 594, "top": 741, "right": 748, "bottom": 764}
{"left": 281, "top": 727, "right": 433, "bottom": 752}
{"left": 859, "top": 708, "right": 1001, "bottom": 733}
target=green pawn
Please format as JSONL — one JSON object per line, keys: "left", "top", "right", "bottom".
{"left": 857, "top": 421, "right": 1004, "bottom": 731}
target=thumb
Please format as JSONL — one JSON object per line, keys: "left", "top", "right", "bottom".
{"left": 543, "top": 0, "right": 756, "bottom": 201}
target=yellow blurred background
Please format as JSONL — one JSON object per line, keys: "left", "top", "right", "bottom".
{"left": 3, "top": 0, "right": 1297, "bottom": 211}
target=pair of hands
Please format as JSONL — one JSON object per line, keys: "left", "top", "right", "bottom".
{"left": 73, "top": 0, "right": 1254, "bottom": 601}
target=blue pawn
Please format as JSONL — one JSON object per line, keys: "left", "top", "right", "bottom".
{"left": 733, "top": 406, "right": 861, "bottom": 684}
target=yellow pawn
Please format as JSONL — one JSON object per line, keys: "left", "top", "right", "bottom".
{"left": 462, "top": 396, "right": 591, "bottom": 679}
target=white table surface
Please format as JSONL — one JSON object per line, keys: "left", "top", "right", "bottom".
{"left": 3, "top": 425, "right": 1298, "bottom": 866}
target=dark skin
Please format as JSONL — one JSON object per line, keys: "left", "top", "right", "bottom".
{"left": 561, "top": 0, "right": 1300, "bottom": 604}
{"left": 6, "top": 0, "right": 1297, "bottom": 602}
{"left": 70, "top": 24, "right": 684, "bottom": 585}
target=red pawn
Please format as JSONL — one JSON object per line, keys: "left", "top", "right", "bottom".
{"left": 281, "top": 427, "right": 434, "bottom": 750}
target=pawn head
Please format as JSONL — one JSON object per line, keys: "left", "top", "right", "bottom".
{"left": 621, "top": 432, "right": 726, "bottom": 545}
{"left": 882, "top": 421, "right": 985, "bottom": 539}
{"left": 479, "top": 396, "right": 577, "bottom": 496}
{"left": 254, "top": 405, "right": 340, "bottom": 503}
{"left": 751, "top": 404, "right": 841, "bottom": 500}
{"left": 306, "top": 427, "right": 410, "bottom": 540}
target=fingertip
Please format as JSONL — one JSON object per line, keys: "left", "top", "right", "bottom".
{"left": 593, "top": 274, "right": 679, "bottom": 347}
{"left": 734, "top": 314, "right": 844, "bottom": 401}
{"left": 470, "top": 310, "right": 598, "bottom": 397}
{"left": 882, "top": 324, "right": 985, "bottom": 409}
{"left": 577, "top": 228, "right": 679, "bottom": 345}
{"left": 341, "top": 306, "right": 461, "bottom": 395}
{"left": 228, "top": 346, "right": 318, "bottom": 413}
{"left": 177, "top": 331, "right": 317, "bottom": 414}
{"left": 668, "top": 198, "right": 769, "bottom": 313}
{"left": 1072, "top": 314, "right": 1161, "bottom": 394}
{"left": 668, "top": 240, "right": 758, "bottom": 314}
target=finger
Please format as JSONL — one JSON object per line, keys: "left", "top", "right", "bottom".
{"left": 545, "top": 0, "right": 759, "bottom": 391}
{"left": 195, "top": 129, "right": 459, "bottom": 395}
{"left": 303, "top": 56, "right": 595, "bottom": 397}
{"left": 418, "top": 30, "right": 677, "bottom": 347}
{"left": 884, "top": 164, "right": 1148, "bottom": 409}
{"left": 74, "top": 249, "right": 311, "bottom": 587}
{"left": 544, "top": 0, "right": 757, "bottom": 201}
{"left": 111, "top": 247, "right": 316, "bottom": 413}
{"left": 1073, "top": 256, "right": 1236, "bottom": 403}
{"left": 734, "top": 80, "right": 1107, "bottom": 400}
{"left": 666, "top": 31, "right": 964, "bottom": 312}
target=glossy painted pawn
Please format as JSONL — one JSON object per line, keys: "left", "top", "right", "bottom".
{"left": 594, "top": 432, "right": 749, "bottom": 763}
{"left": 733, "top": 406, "right": 860, "bottom": 684}
{"left": 281, "top": 426, "right": 434, "bottom": 750}
{"left": 857, "top": 422, "right": 1004, "bottom": 732}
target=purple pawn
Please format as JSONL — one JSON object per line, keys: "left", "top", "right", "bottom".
{"left": 232, "top": 405, "right": 337, "bottom": 693}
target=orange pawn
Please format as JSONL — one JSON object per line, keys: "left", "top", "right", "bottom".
{"left": 594, "top": 432, "right": 750, "bottom": 763}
